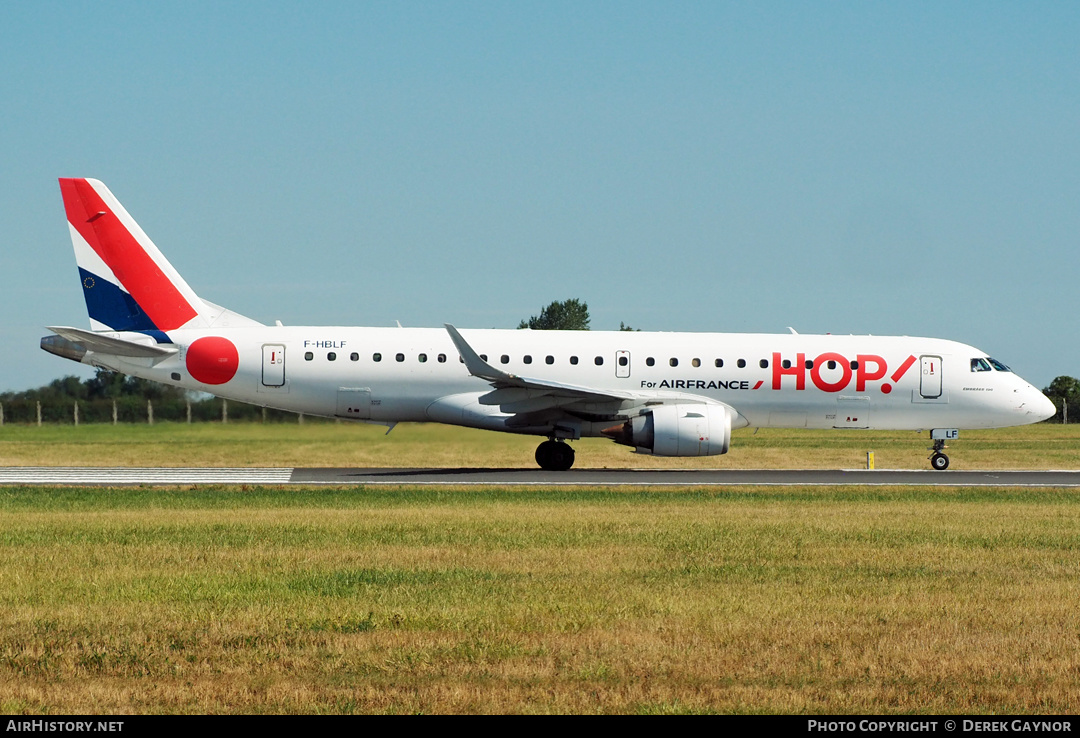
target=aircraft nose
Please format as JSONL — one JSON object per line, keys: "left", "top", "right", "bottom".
{"left": 1033, "top": 389, "right": 1057, "bottom": 422}
{"left": 1017, "top": 385, "right": 1057, "bottom": 423}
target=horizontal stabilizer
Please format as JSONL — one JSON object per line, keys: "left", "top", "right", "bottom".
{"left": 44, "top": 326, "right": 178, "bottom": 358}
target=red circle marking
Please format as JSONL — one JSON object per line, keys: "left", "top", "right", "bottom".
{"left": 881, "top": 383, "right": 892, "bottom": 394}
{"left": 186, "top": 336, "right": 239, "bottom": 385}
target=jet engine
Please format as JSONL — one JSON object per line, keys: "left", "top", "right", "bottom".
{"left": 601, "top": 404, "right": 732, "bottom": 456}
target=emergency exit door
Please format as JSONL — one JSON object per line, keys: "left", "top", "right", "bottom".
{"left": 262, "top": 344, "right": 285, "bottom": 387}
{"left": 920, "top": 355, "right": 942, "bottom": 399}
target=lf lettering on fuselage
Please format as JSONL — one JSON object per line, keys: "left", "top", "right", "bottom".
{"left": 42, "top": 178, "right": 1056, "bottom": 471}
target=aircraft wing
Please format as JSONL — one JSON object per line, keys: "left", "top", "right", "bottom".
{"left": 443, "top": 324, "right": 740, "bottom": 431}
{"left": 445, "top": 323, "right": 639, "bottom": 403}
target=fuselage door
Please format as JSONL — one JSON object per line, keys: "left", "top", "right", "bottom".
{"left": 920, "top": 355, "right": 942, "bottom": 398}
{"left": 262, "top": 344, "right": 286, "bottom": 387}
{"left": 834, "top": 396, "right": 870, "bottom": 429}
{"left": 615, "top": 351, "right": 631, "bottom": 378}
{"left": 336, "top": 388, "right": 372, "bottom": 419}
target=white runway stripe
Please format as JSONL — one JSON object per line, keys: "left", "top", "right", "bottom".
{"left": 0, "top": 467, "right": 294, "bottom": 484}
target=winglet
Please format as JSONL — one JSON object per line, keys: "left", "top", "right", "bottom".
{"left": 444, "top": 324, "right": 520, "bottom": 385}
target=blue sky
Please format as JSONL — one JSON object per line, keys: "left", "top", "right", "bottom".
{"left": 1, "top": 1, "right": 1077, "bottom": 392}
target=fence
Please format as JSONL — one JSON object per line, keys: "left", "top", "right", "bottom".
{"left": 4, "top": 397, "right": 1069, "bottom": 426}
{"left": 0, "top": 398, "right": 316, "bottom": 425}
{"left": 1046, "top": 397, "right": 1071, "bottom": 424}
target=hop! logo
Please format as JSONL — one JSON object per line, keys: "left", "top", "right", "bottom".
{"left": 771, "top": 352, "right": 917, "bottom": 394}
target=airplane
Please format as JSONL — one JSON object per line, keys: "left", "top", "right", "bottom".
{"left": 41, "top": 178, "right": 1057, "bottom": 471}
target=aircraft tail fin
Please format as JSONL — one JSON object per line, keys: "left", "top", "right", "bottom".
{"left": 58, "top": 178, "right": 261, "bottom": 336}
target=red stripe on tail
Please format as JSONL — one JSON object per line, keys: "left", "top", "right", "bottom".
{"left": 59, "top": 178, "right": 198, "bottom": 331}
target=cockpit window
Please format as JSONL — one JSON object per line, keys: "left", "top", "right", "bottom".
{"left": 971, "top": 358, "right": 992, "bottom": 372}
{"left": 988, "top": 358, "right": 1011, "bottom": 372}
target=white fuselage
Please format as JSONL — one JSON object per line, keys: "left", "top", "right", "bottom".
{"left": 87, "top": 326, "right": 1054, "bottom": 436}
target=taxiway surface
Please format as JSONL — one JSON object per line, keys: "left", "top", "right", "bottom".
{"left": 1, "top": 467, "right": 1078, "bottom": 486}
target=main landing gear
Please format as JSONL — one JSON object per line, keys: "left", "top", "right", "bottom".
{"left": 535, "top": 439, "right": 575, "bottom": 471}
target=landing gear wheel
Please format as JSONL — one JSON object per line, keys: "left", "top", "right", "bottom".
{"left": 535, "top": 440, "right": 575, "bottom": 471}
{"left": 928, "top": 436, "right": 951, "bottom": 471}
{"left": 930, "top": 452, "right": 950, "bottom": 471}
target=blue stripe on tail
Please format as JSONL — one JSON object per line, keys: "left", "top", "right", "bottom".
{"left": 79, "top": 267, "right": 163, "bottom": 335}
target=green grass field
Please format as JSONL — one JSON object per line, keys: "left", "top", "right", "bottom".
{"left": 0, "top": 423, "right": 1078, "bottom": 713}
{"left": 1, "top": 421, "right": 1078, "bottom": 469}
{"left": 1, "top": 484, "right": 1079, "bottom": 714}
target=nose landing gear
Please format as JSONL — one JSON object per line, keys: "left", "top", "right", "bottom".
{"left": 928, "top": 429, "right": 958, "bottom": 471}
{"left": 929, "top": 443, "right": 950, "bottom": 471}
{"left": 535, "top": 439, "right": 575, "bottom": 471}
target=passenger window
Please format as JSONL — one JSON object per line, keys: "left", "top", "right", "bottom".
{"left": 545, "top": 355, "right": 554, "bottom": 365}
{"left": 971, "top": 358, "right": 992, "bottom": 372}
{"left": 480, "top": 354, "right": 488, "bottom": 362}
{"left": 594, "top": 356, "right": 603, "bottom": 366}
{"left": 618, "top": 356, "right": 628, "bottom": 366}
{"left": 669, "top": 358, "right": 679, "bottom": 367}
{"left": 646, "top": 357, "right": 656, "bottom": 367}
{"left": 373, "top": 353, "right": 382, "bottom": 362}
{"left": 570, "top": 356, "right": 579, "bottom": 365}
{"left": 782, "top": 359, "right": 791, "bottom": 369}
{"left": 396, "top": 353, "right": 405, "bottom": 362}
{"left": 438, "top": 354, "right": 446, "bottom": 363}
{"left": 304, "top": 352, "right": 313, "bottom": 361}
{"left": 418, "top": 354, "right": 427, "bottom": 363}
{"left": 692, "top": 358, "right": 701, "bottom": 368}
{"left": 759, "top": 359, "right": 768, "bottom": 369}
{"left": 501, "top": 355, "right": 510, "bottom": 364}
{"left": 805, "top": 360, "right": 813, "bottom": 369}
{"left": 737, "top": 359, "right": 746, "bottom": 368}
{"left": 523, "top": 355, "right": 532, "bottom": 364}
{"left": 827, "top": 360, "right": 837, "bottom": 370}
{"left": 350, "top": 352, "right": 359, "bottom": 361}
{"left": 327, "top": 352, "right": 336, "bottom": 361}
{"left": 850, "top": 361, "right": 859, "bottom": 370}
{"left": 715, "top": 359, "right": 723, "bottom": 368}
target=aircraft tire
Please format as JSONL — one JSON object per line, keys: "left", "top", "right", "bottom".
{"left": 536, "top": 440, "right": 575, "bottom": 471}
{"left": 931, "top": 453, "right": 950, "bottom": 471}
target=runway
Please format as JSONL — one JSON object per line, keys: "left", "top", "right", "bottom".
{"left": 2, "top": 466, "right": 1079, "bottom": 486}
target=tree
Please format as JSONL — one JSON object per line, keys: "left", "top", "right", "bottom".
{"left": 518, "top": 299, "right": 590, "bottom": 331}
{"left": 85, "top": 368, "right": 127, "bottom": 399}
{"left": 619, "top": 322, "right": 640, "bottom": 332}
{"left": 1, "top": 369, "right": 188, "bottom": 404}
{"left": 1043, "top": 376, "right": 1080, "bottom": 424}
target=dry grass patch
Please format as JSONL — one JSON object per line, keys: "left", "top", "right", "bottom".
{"left": 0, "top": 486, "right": 1079, "bottom": 712}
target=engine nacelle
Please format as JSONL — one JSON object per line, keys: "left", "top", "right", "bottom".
{"left": 601, "top": 404, "right": 732, "bottom": 457}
